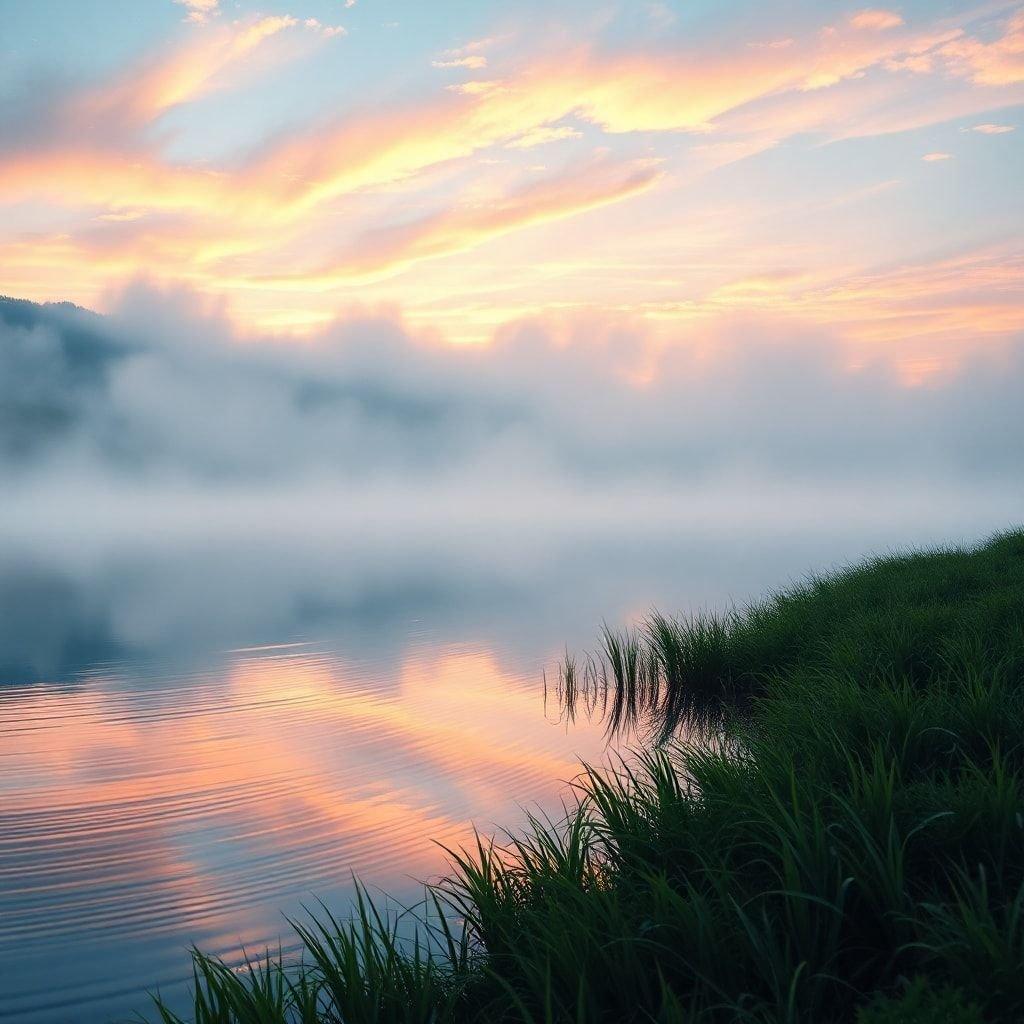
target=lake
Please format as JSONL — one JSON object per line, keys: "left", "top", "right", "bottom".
{"left": 0, "top": 507, "right": 1012, "bottom": 1022}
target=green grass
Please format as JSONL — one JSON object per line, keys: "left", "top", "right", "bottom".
{"left": 572, "top": 530, "right": 1024, "bottom": 740}
{"left": 140, "top": 529, "right": 1024, "bottom": 1023}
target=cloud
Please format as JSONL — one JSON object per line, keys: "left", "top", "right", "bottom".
{"left": 0, "top": 15, "right": 319, "bottom": 215}
{"left": 174, "top": 0, "right": 219, "bottom": 24}
{"left": 249, "top": 157, "right": 662, "bottom": 287}
{"left": 126, "top": 7, "right": 1001, "bottom": 217}
{"left": 922, "top": 151, "right": 952, "bottom": 160}
{"left": 849, "top": 9, "right": 904, "bottom": 31}
{"left": 440, "top": 36, "right": 498, "bottom": 59}
{"left": 505, "top": 124, "right": 583, "bottom": 148}
{"left": 0, "top": 10, "right": 322, "bottom": 164}
{"left": 4, "top": 7, "right": 1020, "bottom": 221}
{"left": 432, "top": 56, "right": 488, "bottom": 70}
{"left": 971, "top": 122, "right": 1015, "bottom": 133}
{"left": 1, "top": 285, "right": 1022, "bottom": 498}
{"left": 939, "top": 8, "right": 1024, "bottom": 86}
{"left": 79, "top": 14, "right": 301, "bottom": 126}
{"left": 236, "top": 15, "right": 1001, "bottom": 219}
{"left": 623, "top": 243, "right": 1024, "bottom": 370}
{"left": 304, "top": 18, "right": 347, "bottom": 38}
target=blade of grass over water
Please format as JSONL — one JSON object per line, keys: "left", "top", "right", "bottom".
{"left": 141, "top": 528, "right": 1024, "bottom": 1023}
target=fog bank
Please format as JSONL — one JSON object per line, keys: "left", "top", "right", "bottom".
{"left": 2, "top": 285, "right": 1021, "bottom": 545}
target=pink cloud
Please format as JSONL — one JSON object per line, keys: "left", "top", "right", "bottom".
{"left": 849, "top": 9, "right": 905, "bottom": 31}
{"left": 937, "top": 9, "right": 1024, "bottom": 86}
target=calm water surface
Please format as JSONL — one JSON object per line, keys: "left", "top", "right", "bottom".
{"left": 0, "top": 517, "right": 1008, "bottom": 1022}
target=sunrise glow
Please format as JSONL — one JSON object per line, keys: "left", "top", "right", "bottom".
{"left": 2, "top": 1, "right": 1021, "bottom": 371}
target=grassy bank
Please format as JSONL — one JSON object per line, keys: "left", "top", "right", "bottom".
{"left": 147, "top": 530, "right": 1024, "bottom": 1023}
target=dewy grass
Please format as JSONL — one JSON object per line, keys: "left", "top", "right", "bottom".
{"left": 561, "top": 528, "right": 1024, "bottom": 740}
{"left": 140, "top": 529, "right": 1024, "bottom": 1023}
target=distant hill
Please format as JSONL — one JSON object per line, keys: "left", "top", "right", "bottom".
{"left": 0, "top": 295, "right": 131, "bottom": 463}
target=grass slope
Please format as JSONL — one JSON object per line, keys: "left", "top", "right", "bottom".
{"left": 146, "top": 530, "right": 1024, "bottom": 1024}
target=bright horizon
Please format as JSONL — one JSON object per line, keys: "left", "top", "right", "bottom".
{"left": 2, "top": 0, "right": 1022, "bottom": 384}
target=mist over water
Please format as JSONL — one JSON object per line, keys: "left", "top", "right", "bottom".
{"left": 2, "top": 290, "right": 1022, "bottom": 1021}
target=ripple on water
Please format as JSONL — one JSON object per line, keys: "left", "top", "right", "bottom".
{"left": 0, "top": 638, "right": 608, "bottom": 1023}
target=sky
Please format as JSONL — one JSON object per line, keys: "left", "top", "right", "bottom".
{"left": 1, "top": 0, "right": 1022, "bottom": 378}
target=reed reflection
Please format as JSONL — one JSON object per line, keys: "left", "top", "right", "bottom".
{"left": 552, "top": 610, "right": 764, "bottom": 744}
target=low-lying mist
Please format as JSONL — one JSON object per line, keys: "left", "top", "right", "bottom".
{"left": 1, "top": 281, "right": 1021, "bottom": 554}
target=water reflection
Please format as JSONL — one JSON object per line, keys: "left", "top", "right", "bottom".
{"left": 0, "top": 520, "right": 1007, "bottom": 1022}
{"left": 2, "top": 643, "right": 611, "bottom": 1023}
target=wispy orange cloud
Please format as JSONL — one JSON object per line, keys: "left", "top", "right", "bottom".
{"left": 236, "top": 13, "right": 1004, "bottom": 219}
{"left": 0, "top": 15, "right": 316, "bottom": 214}
{"left": 248, "top": 158, "right": 662, "bottom": 289}
{"left": 5, "top": 5, "right": 1020, "bottom": 222}
{"left": 664, "top": 245, "right": 1024, "bottom": 355}
{"left": 0, "top": 150, "right": 231, "bottom": 212}
{"left": 81, "top": 14, "right": 301, "bottom": 124}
